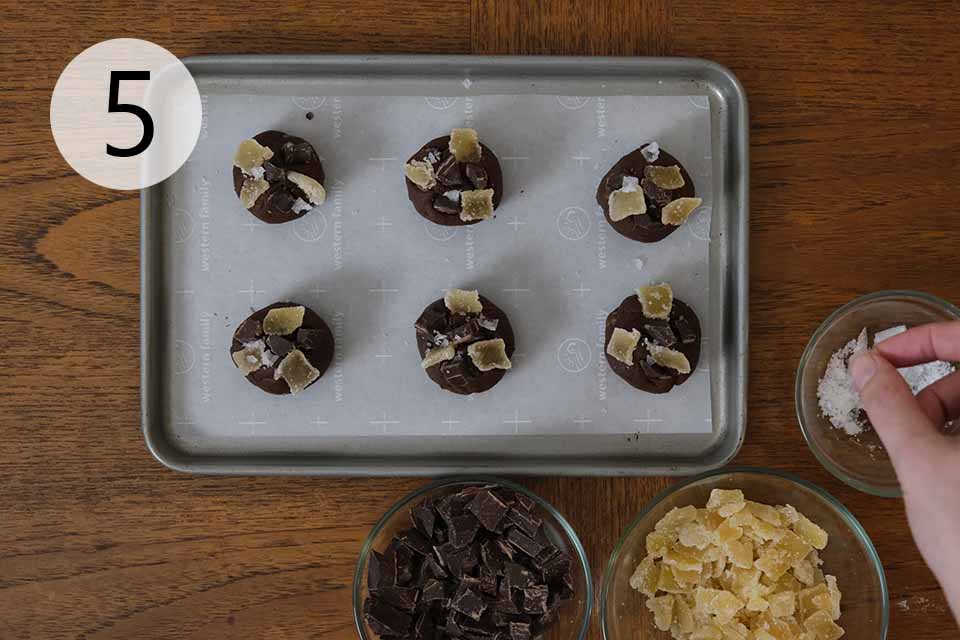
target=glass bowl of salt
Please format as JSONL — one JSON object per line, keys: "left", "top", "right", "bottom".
{"left": 796, "top": 290, "right": 960, "bottom": 497}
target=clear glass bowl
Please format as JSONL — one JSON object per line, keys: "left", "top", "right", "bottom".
{"left": 796, "top": 290, "right": 960, "bottom": 497}
{"left": 354, "top": 477, "right": 593, "bottom": 640}
{"left": 601, "top": 468, "right": 888, "bottom": 640}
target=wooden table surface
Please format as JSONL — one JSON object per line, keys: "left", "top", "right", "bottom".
{"left": 2, "top": 1, "right": 958, "bottom": 638}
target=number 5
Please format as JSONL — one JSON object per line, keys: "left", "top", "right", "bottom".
{"left": 106, "top": 71, "right": 155, "bottom": 158}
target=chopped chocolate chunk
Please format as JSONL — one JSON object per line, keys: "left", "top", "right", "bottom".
{"left": 435, "top": 542, "right": 478, "bottom": 576}
{"left": 533, "top": 544, "right": 560, "bottom": 569}
{"left": 265, "top": 335, "right": 294, "bottom": 357}
{"left": 378, "top": 586, "right": 420, "bottom": 612}
{"left": 521, "top": 586, "right": 548, "bottom": 615}
{"left": 396, "top": 545, "right": 416, "bottom": 585}
{"left": 293, "top": 327, "right": 324, "bottom": 351}
{"left": 506, "top": 529, "right": 543, "bottom": 558}
{"left": 265, "top": 188, "right": 295, "bottom": 214}
{"left": 417, "top": 555, "right": 448, "bottom": 584}
{"left": 433, "top": 194, "right": 460, "bottom": 215}
{"left": 541, "top": 554, "right": 571, "bottom": 581}
{"left": 505, "top": 563, "right": 536, "bottom": 589}
{"left": 421, "top": 578, "right": 450, "bottom": 604}
{"left": 448, "top": 514, "right": 481, "bottom": 549}
{"left": 480, "top": 541, "right": 504, "bottom": 574}
{"left": 436, "top": 154, "right": 466, "bottom": 187}
{"left": 495, "top": 537, "right": 517, "bottom": 561}
{"left": 413, "top": 612, "right": 439, "bottom": 640}
{"left": 369, "top": 550, "right": 385, "bottom": 589}
{"left": 451, "top": 318, "right": 483, "bottom": 345}
{"left": 505, "top": 507, "right": 542, "bottom": 538}
{"left": 465, "top": 163, "right": 488, "bottom": 189}
{"left": 411, "top": 502, "right": 437, "bottom": 539}
{"left": 509, "top": 621, "right": 532, "bottom": 640}
{"left": 398, "top": 529, "right": 434, "bottom": 556}
{"left": 234, "top": 318, "right": 261, "bottom": 343}
{"left": 643, "top": 323, "right": 676, "bottom": 347}
{"left": 515, "top": 494, "right": 536, "bottom": 513}
{"left": 365, "top": 598, "right": 413, "bottom": 637}
{"left": 468, "top": 490, "right": 510, "bottom": 532}
{"left": 480, "top": 569, "right": 499, "bottom": 596}
{"left": 262, "top": 160, "right": 284, "bottom": 182}
{"left": 641, "top": 176, "right": 672, "bottom": 206}
{"left": 439, "top": 356, "right": 472, "bottom": 392}
{"left": 451, "top": 580, "right": 487, "bottom": 621}
{"left": 286, "top": 141, "right": 315, "bottom": 165}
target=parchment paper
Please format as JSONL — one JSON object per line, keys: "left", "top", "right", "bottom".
{"left": 164, "top": 92, "right": 714, "bottom": 439}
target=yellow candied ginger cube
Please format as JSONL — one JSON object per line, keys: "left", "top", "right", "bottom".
{"left": 768, "top": 591, "right": 796, "bottom": 618}
{"left": 675, "top": 594, "right": 696, "bottom": 633}
{"left": 629, "top": 554, "right": 660, "bottom": 597}
{"left": 657, "top": 505, "right": 699, "bottom": 533}
{"left": 657, "top": 565, "right": 689, "bottom": 594}
{"left": 797, "top": 584, "right": 830, "bottom": 620}
{"left": 646, "top": 530, "right": 673, "bottom": 558}
{"left": 680, "top": 521, "right": 713, "bottom": 550}
{"left": 707, "top": 489, "right": 747, "bottom": 517}
{"left": 691, "top": 627, "right": 724, "bottom": 640}
{"left": 747, "top": 501, "right": 784, "bottom": 526}
{"left": 716, "top": 520, "right": 744, "bottom": 544}
{"left": 695, "top": 588, "right": 745, "bottom": 625}
{"left": 803, "top": 610, "right": 844, "bottom": 640}
{"left": 726, "top": 537, "right": 754, "bottom": 569}
{"left": 664, "top": 545, "right": 705, "bottom": 572}
{"left": 793, "top": 514, "right": 829, "bottom": 551}
{"left": 646, "top": 593, "right": 675, "bottom": 631}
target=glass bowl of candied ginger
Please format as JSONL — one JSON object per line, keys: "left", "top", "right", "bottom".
{"left": 601, "top": 468, "right": 887, "bottom": 640}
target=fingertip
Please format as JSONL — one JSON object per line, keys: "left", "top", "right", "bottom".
{"left": 849, "top": 351, "right": 877, "bottom": 392}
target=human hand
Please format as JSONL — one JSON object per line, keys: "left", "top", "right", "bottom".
{"left": 850, "top": 321, "right": 960, "bottom": 623}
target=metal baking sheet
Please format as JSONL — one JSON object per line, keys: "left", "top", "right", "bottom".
{"left": 141, "top": 55, "right": 748, "bottom": 476}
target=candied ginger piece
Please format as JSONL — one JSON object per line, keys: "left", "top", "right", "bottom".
{"left": 671, "top": 566, "right": 703, "bottom": 588}
{"left": 699, "top": 508, "right": 727, "bottom": 531}
{"left": 607, "top": 327, "right": 642, "bottom": 365}
{"left": 657, "top": 565, "right": 688, "bottom": 594}
{"left": 460, "top": 188, "right": 495, "bottom": 222}
{"left": 707, "top": 489, "right": 745, "bottom": 508}
{"left": 748, "top": 501, "right": 784, "bottom": 526}
{"left": 467, "top": 338, "right": 512, "bottom": 372}
{"left": 716, "top": 520, "right": 744, "bottom": 544}
{"left": 691, "top": 627, "right": 723, "bottom": 640}
{"left": 239, "top": 177, "right": 270, "bottom": 208}
{"left": 234, "top": 138, "right": 274, "bottom": 173}
{"left": 679, "top": 522, "right": 713, "bottom": 550}
{"left": 793, "top": 558, "right": 816, "bottom": 587}
{"left": 444, "top": 288, "right": 482, "bottom": 314}
{"left": 656, "top": 506, "right": 699, "bottom": 533}
{"left": 803, "top": 610, "right": 844, "bottom": 640}
{"left": 449, "top": 127, "right": 482, "bottom": 162}
{"left": 824, "top": 575, "right": 842, "bottom": 620}
{"left": 675, "top": 595, "right": 696, "bottom": 633}
{"left": 664, "top": 546, "right": 704, "bottom": 572}
{"left": 768, "top": 592, "right": 795, "bottom": 618}
{"left": 754, "top": 631, "right": 778, "bottom": 640}
{"left": 629, "top": 554, "right": 660, "bottom": 597}
{"left": 645, "top": 164, "right": 686, "bottom": 189}
{"left": 404, "top": 159, "right": 437, "bottom": 190}
{"left": 275, "top": 349, "right": 320, "bottom": 394}
{"left": 746, "top": 595, "right": 769, "bottom": 613}
{"left": 646, "top": 341, "right": 692, "bottom": 374}
{"left": 609, "top": 187, "right": 647, "bottom": 221}
{"left": 646, "top": 530, "right": 674, "bottom": 558}
{"left": 422, "top": 344, "right": 456, "bottom": 369}
{"left": 798, "top": 584, "right": 830, "bottom": 621}
{"left": 793, "top": 515, "right": 829, "bottom": 551}
{"left": 647, "top": 594, "right": 675, "bottom": 631}
{"left": 263, "top": 305, "right": 305, "bottom": 336}
{"left": 662, "top": 197, "right": 702, "bottom": 226}
{"left": 636, "top": 282, "right": 674, "bottom": 319}
{"left": 719, "top": 621, "right": 750, "bottom": 640}
{"left": 778, "top": 504, "right": 801, "bottom": 525}
{"left": 726, "top": 538, "right": 754, "bottom": 569}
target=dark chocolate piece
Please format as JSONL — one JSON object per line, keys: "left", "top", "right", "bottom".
{"left": 232, "top": 130, "right": 325, "bottom": 224}
{"left": 233, "top": 318, "right": 261, "bottom": 343}
{"left": 604, "top": 294, "right": 702, "bottom": 394}
{"left": 396, "top": 545, "right": 415, "bottom": 585}
{"left": 369, "top": 550, "right": 385, "bottom": 589}
{"left": 433, "top": 194, "right": 461, "bottom": 215}
{"left": 421, "top": 578, "right": 450, "bottom": 605}
{"left": 414, "top": 612, "right": 439, "bottom": 640}
{"left": 451, "top": 580, "right": 487, "bottom": 621}
{"left": 514, "top": 494, "right": 536, "bottom": 513}
{"left": 412, "top": 502, "right": 437, "bottom": 539}
{"left": 506, "top": 528, "right": 543, "bottom": 558}
{"left": 398, "top": 529, "right": 434, "bottom": 556}
{"left": 465, "top": 164, "right": 488, "bottom": 189}
{"left": 404, "top": 135, "right": 504, "bottom": 227}
{"left": 643, "top": 323, "right": 676, "bottom": 347}
{"left": 467, "top": 490, "right": 510, "bottom": 532}
{"left": 265, "top": 335, "right": 293, "bottom": 357}
{"left": 509, "top": 621, "right": 532, "bottom": 640}
{"left": 641, "top": 176, "right": 672, "bottom": 206}
{"left": 378, "top": 586, "right": 420, "bottom": 612}
{"left": 365, "top": 599, "right": 413, "bottom": 637}
{"left": 449, "top": 514, "right": 481, "bottom": 550}
{"left": 505, "top": 507, "right": 541, "bottom": 538}
{"left": 522, "top": 586, "right": 549, "bottom": 615}
{"left": 595, "top": 147, "right": 696, "bottom": 242}
{"left": 230, "top": 302, "right": 334, "bottom": 395}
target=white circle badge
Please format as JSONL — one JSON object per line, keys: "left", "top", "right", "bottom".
{"left": 50, "top": 38, "right": 202, "bottom": 190}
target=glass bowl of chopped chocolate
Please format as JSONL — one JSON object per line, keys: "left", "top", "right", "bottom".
{"left": 601, "top": 468, "right": 888, "bottom": 640}
{"left": 795, "top": 290, "right": 960, "bottom": 497}
{"left": 354, "top": 478, "right": 592, "bottom": 640}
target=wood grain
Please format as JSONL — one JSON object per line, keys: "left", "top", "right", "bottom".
{"left": 1, "top": 0, "right": 958, "bottom": 638}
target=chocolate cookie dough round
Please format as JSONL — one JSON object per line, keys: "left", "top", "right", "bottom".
{"left": 230, "top": 302, "right": 334, "bottom": 395}
{"left": 403, "top": 131, "right": 504, "bottom": 227}
{"left": 414, "top": 291, "right": 515, "bottom": 395}
{"left": 232, "top": 130, "right": 327, "bottom": 224}
{"left": 604, "top": 292, "right": 701, "bottom": 394}
{"left": 596, "top": 145, "right": 697, "bottom": 243}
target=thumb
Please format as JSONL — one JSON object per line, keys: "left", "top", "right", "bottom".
{"left": 849, "top": 350, "right": 941, "bottom": 466}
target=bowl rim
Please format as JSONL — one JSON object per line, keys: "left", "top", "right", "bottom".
{"left": 599, "top": 466, "right": 889, "bottom": 640}
{"left": 795, "top": 289, "right": 960, "bottom": 497}
{"left": 353, "top": 476, "right": 594, "bottom": 640}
